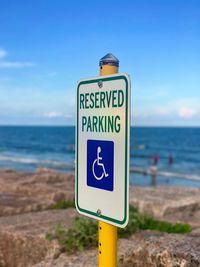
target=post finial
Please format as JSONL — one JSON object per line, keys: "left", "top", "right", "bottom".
{"left": 99, "top": 53, "right": 119, "bottom": 67}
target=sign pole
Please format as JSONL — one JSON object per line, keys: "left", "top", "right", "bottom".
{"left": 98, "top": 53, "right": 119, "bottom": 267}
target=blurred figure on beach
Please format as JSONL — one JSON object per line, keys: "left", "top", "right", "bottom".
{"left": 149, "top": 165, "right": 157, "bottom": 186}
{"left": 149, "top": 153, "right": 159, "bottom": 186}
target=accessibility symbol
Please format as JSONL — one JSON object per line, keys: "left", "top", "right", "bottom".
{"left": 92, "top": 146, "right": 109, "bottom": 180}
{"left": 87, "top": 140, "right": 114, "bottom": 191}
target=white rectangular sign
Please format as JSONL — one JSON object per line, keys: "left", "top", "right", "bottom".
{"left": 76, "top": 73, "right": 130, "bottom": 228}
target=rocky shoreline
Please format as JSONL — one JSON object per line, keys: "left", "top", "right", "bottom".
{"left": 0, "top": 168, "right": 200, "bottom": 267}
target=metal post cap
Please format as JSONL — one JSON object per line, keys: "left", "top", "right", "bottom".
{"left": 99, "top": 53, "right": 119, "bottom": 67}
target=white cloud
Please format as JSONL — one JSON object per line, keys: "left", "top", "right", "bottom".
{"left": 133, "top": 96, "right": 200, "bottom": 126}
{"left": 44, "top": 112, "right": 62, "bottom": 118}
{"left": 0, "top": 61, "right": 34, "bottom": 68}
{"left": 43, "top": 112, "right": 71, "bottom": 119}
{"left": 154, "top": 98, "right": 200, "bottom": 118}
{"left": 178, "top": 107, "right": 197, "bottom": 118}
{"left": 0, "top": 48, "right": 34, "bottom": 69}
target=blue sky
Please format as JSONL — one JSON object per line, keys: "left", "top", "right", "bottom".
{"left": 0, "top": 0, "right": 199, "bottom": 126}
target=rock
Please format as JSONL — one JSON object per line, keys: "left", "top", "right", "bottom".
{"left": 0, "top": 169, "right": 75, "bottom": 217}
{"left": 1, "top": 169, "right": 200, "bottom": 227}
{"left": 36, "top": 168, "right": 52, "bottom": 174}
{"left": 0, "top": 209, "right": 77, "bottom": 267}
{"left": 118, "top": 231, "right": 200, "bottom": 267}
{"left": 32, "top": 249, "right": 97, "bottom": 267}
{"left": 1, "top": 169, "right": 200, "bottom": 266}
{"left": 130, "top": 187, "right": 200, "bottom": 227}
{"left": 0, "top": 169, "right": 200, "bottom": 227}
{"left": 33, "top": 231, "right": 200, "bottom": 267}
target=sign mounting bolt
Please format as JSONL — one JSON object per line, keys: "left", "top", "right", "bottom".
{"left": 97, "top": 209, "right": 102, "bottom": 216}
{"left": 98, "top": 81, "right": 103, "bottom": 88}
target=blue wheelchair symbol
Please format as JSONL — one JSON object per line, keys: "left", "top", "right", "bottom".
{"left": 87, "top": 140, "right": 114, "bottom": 191}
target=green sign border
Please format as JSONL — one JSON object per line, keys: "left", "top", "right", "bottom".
{"left": 76, "top": 74, "right": 129, "bottom": 226}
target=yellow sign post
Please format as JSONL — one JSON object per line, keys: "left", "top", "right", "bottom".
{"left": 98, "top": 53, "right": 119, "bottom": 267}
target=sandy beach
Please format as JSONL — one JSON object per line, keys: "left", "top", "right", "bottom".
{"left": 0, "top": 168, "right": 200, "bottom": 266}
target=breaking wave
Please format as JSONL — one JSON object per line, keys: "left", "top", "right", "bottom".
{"left": 130, "top": 166, "right": 200, "bottom": 181}
{"left": 0, "top": 155, "right": 75, "bottom": 170}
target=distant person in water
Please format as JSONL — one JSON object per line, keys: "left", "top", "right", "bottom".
{"left": 153, "top": 153, "right": 159, "bottom": 165}
{"left": 168, "top": 154, "right": 173, "bottom": 166}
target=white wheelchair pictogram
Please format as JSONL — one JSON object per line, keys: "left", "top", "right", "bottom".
{"left": 92, "top": 146, "right": 109, "bottom": 180}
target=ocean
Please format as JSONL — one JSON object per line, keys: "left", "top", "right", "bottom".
{"left": 0, "top": 126, "right": 200, "bottom": 187}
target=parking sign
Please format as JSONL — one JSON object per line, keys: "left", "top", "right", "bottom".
{"left": 76, "top": 73, "right": 130, "bottom": 228}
